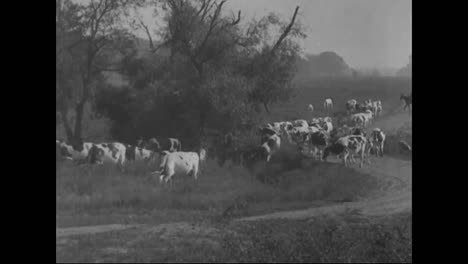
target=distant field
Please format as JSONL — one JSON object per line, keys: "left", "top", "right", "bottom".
{"left": 267, "top": 77, "right": 411, "bottom": 123}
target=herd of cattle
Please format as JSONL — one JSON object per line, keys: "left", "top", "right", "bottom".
{"left": 252, "top": 98, "right": 387, "bottom": 169}
{"left": 57, "top": 95, "right": 412, "bottom": 184}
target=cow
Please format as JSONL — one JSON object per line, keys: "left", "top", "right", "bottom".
{"left": 351, "top": 110, "right": 373, "bottom": 128}
{"left": 259, "top": 126, "right": 280, "bottom": 144}
{"left": 355, "top": 103, "right": 372, "bottom": 113}
{"left": 57, "top": 139, "right": 94, "bottom": 163}
{"left": 293, "top": 119, "right": 309, "bottom": 128}
{"left": 307, "top": 130, "right": 329, "bottom": 161}
{"left": 88, "top": 142, "right": 127, "bottom": 169}
{"left": 323, "top": 98, "right": 333, "bottom": 111}
{"left": 320, "top": 119, "right": 333, "bottom": 134}
{"left": 351, "top": 113, "right": 366, "bottom": 128}
{"left": 145, "top": 138, "right": 182, "bottom": 153}
{"left": 125, "top": 144, "right": 154, "bottom": 162}
{"left": 346, "top": 135, "right": 369, "bottom": 166}
{"left": 373, "top": 100, "right": 383, "bottom": 117}
{"left": 346, "top": 99, "right": 357, "bottom": 113}
{"left": 151, "top": 148, "right": 207, "bottom": 185}
{"left": 351, "top": 127, "right": 367, "bottom": 137}
{"left": 323, "top": 135, "right": 367, "bottom": 168}
{"left": 400, "top": 93, "right": 412, "bottom": 113}
{"left": 371, "top": 128, "right": 386, "bottom": 157}
{"left": 258, "top": 134, "right": 281, "bottom": 162}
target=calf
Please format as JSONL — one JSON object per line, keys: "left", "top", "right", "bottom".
{"left": 151, "top": 148, "right": 207, "bottom": 185}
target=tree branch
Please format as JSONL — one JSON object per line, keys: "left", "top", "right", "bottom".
{"left": 197, "top": 0, "right": 226, "bottom": 57}
{"left": 200, "top": 0, "right": 215, "bottom": 22}
{"left": 270, "top": 6, "right": 299, "bottom": 56}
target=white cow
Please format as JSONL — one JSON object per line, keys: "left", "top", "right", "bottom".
{"left": 152, "top": 149, "right": 207, "bottom": 184}
{"left": 323, "top": 98, "right": 333, "bottom": 111}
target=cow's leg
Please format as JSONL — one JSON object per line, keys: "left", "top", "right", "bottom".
{"left": 192, "top": 163, "right": 199, "bottom": 180}
{"left": 380, "top": 143, "right": 384, "bottom": 157}
{"left": 343, "top": 152, "right": 349, "bottom": 167}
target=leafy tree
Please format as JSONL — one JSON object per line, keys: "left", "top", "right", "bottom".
{"left": 56, "top": 0, "right": 142, "bottom": 142}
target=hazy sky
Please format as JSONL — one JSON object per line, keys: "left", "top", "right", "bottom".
{"left": 73, "top": 0, "right": 412, "bottom": 68}
{"left": 225, "top": 0, "right": 412, "bottom": 69}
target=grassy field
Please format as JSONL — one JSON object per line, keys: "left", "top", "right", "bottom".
{"left": 56, "top": 211, "right": 412, "bottom": 262}
{"left": 57, "top": 149, "right": 379, "bottom": 228}
{"left": 57, "top": 76, "right": 412, "bottom": 262}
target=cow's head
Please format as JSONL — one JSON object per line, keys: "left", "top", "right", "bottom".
{"left": 199, "top": 148, "right": 207, "bottom": 162}
{"left": 145, "top": 138, "right": 161, "bottom": 152}
{"left": 88, "top": 145, "right": 104, "bottom": 164}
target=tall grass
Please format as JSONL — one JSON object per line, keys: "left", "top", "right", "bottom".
{"left": 57, "top": 152, "right": 378, "bottom": 223}
{"left": 221, "top": 212, "right": 412, "bottom": 263}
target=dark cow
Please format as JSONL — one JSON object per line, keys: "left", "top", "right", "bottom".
{"left": 258, "top": 126, "right": 279, "bottom": 144}
{"left": 307, "top": 130, "right": 329, "bottom": 160}
{"left": 371, "top": 128, "right": 386, "bottom": 157}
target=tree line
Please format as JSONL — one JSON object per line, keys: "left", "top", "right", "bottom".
{"left": 56, "top": 0, "right": 306, "bottom": 149}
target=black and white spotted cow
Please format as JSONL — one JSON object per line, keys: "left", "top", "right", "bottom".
{"left": 57, "top": 139, "right": 94, "bottom": 163}
{"left": 87, "top": 142, "right": 127, "bottom": 169}
{"left": 323, "top": 135, "right": 367, "bottom": 168}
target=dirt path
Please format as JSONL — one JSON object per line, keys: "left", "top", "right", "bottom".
{"left": 56, "top": 224, "right": 143, "bottom": 238}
